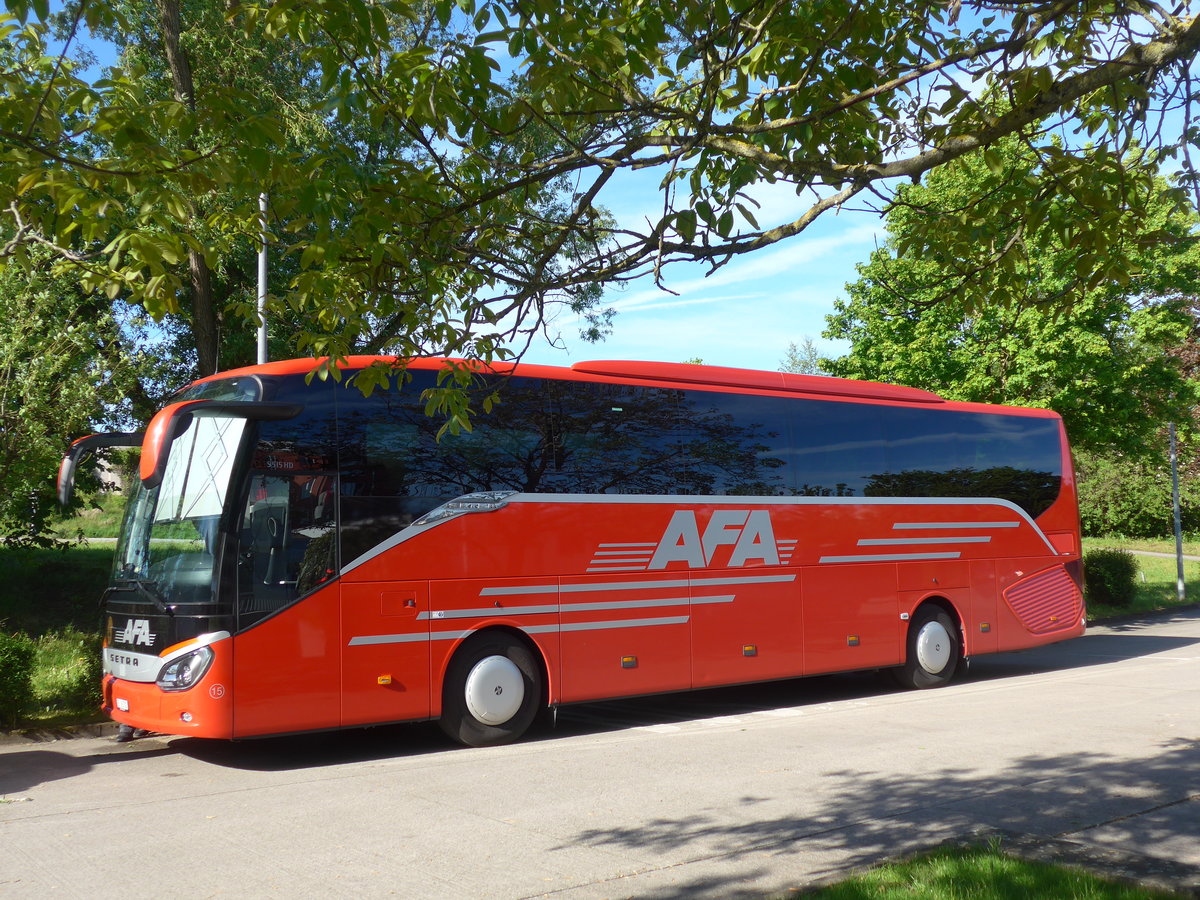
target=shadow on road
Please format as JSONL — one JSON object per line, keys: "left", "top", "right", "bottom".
{"left": 0, "top": 745, "right": 174, "bottom": 797}
{"left": 553, "top": 736, "right": 1200, "bottom": 899}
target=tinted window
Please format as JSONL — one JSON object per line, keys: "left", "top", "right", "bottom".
{"left": 336, "top": 370, "right": 447, "bottom": 564}
{"left": 676, "top": 391, "right": 793, "bottom": 496}
{"left": 333, "top": 372, "right": 1064, "bottom": 563}
{"left": 789, "top": 399, "right": 887, "bottom": 497}
{"left": 540, "top": 383, "right": 792, "bottom": 495}
{"left": 237, "top": 379, "right": 338, "bottom": 626}
{"left": 862, "top": 407, "right": 1062, "bottom": 516}
{"left": 175, "top": 376, "right": 262, "bottom": 402}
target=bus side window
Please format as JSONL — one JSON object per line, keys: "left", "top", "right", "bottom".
{"left": 239, "top": 473, "right": 337, "bottom": 622}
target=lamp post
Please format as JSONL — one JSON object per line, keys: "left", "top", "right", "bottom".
{"left": 257, "top": 192, "right": 268, "bottom": 365}
{"left": 1170, "top": 421, "right": 1185, "bottom": 602}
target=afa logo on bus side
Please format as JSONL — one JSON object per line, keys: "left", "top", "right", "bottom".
{"left": 649, "top": 509, "right": 787, "bottom": 569}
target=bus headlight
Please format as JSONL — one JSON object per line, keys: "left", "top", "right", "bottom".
{"left": 157, "top": 646, "right": 214, "bottom": 692}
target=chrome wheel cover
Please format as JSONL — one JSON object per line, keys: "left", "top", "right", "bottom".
{"left": 464, "top": 655, "right": 524, "bottom": 725}
{"left": 915, "top": 620, "right": 952, "bottom": 674}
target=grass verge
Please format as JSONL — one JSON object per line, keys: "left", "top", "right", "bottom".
{"left": 51, "top": 491, "right": 127, "bottom": 540}
{"left": 25, "top": 628, "right": 104, "bottom": 726}
{"left": 1, "top": 545, "right": 112, "bottom": 728}
{"left": 794, "top": 844, "right": 1185, "bottom": 899}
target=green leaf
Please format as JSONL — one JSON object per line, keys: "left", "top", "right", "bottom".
{"left": 676, "top": 209, "right": 697, "bottom": 242}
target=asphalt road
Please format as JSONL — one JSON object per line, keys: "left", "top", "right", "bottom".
{"left": 2, "top": 610, "right": 1199, "bottom": 899}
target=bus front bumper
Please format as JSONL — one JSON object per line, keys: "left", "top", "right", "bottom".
{"left": 104, "top": 671, "right": 234, "bottom": 739}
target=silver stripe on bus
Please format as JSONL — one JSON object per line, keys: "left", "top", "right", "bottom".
{"left": 556, "top": 616, "right": 689, "bottom": 633}
{"left": 569, "top": 595, "right": 733, "bottom": 611}
{"left": 857, "top": 536, "right": 992, "bottom": 546}
{"left": 431, "top": 629, "right": 476, "bottom": 642}
{"left": 481, "top": 578, "right": 684, "bottom": 596}
{"left": 417, "top": 594, "right": 735, "bottom": 621}
{"left": 691, "top": 574, "right": 797, "bottom": 587}
{"left": 348, "top": 615, "right": 691, "bottom": 646}
{"left": 480, "top": 573, "right": 795, "bottom": 597}
{"left": 419, "top": 604, "right": 561, "bottom": 620}
{"left": 348, "top": 633, "right": 429, "bottom": 646}
{"left": 819, "top": 552, "right": 963, "bottom": 564}
{"left": 522, "top": 616, "right": 690, "bottom": 634}
{"left": 892, "top": 521, "right": 1020, "bottom": 529}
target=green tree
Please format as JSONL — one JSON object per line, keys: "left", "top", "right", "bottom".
{"left": 0, "top": 255, "right": 147, "bottom": 545}
{"left": 823, "top": 138, "right": 1200, "bottom": 456}
{"left": 1, "top": 0, "right": 611, "bottom": 387}
{"left": 2, "top": 0, "right": 1200, "bottom": 394}
{"left": 780, "top": 338, "right": 826, "bottom": 376}
{"left": 66, "top": 0, "right": 454, "bottom": 377}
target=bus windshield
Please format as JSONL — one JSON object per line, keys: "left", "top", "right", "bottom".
{"left": 113, "top": 415, "right": 248, "bottom": 606}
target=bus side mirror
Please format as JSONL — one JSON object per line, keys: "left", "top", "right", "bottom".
{"left": 57, "top": 432, "right": 145, "bottom": 507}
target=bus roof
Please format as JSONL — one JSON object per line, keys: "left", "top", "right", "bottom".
{"left": 193, "top": 356, "right": 946, "bottom": 404}
{"left": 191, "top": 356, "right": 1062, "bottom": 418}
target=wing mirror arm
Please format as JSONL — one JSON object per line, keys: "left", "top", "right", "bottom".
{"left": 57, "top": 433, "right": 144, "bottom": 507}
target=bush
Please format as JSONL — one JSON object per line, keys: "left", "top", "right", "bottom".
{"left": 1084, "top": 548, "right": 1138, "bottom": 608}
{"left": 0, "top": 630, "right": 36, "bottom": 728}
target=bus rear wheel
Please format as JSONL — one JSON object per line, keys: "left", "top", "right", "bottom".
{"left": 439, "top": 633, "right": 541, "bottom": 747}
{"left": 894, "top": 607, "right": 960, "bottom": 689}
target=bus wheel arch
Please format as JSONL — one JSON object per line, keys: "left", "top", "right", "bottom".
{"left": 438, "top": 627, "right": 546, "bottom": 747}
{"left": 894, "top": 599, "right": 963, "bottom": 690}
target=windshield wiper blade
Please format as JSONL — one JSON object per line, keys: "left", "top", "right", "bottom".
{"left": 108, "top": 579, "right": 175, "bottom": 617}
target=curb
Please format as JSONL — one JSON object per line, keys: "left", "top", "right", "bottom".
{"left": 1088, "top": 603, "right": 1200, "bottom": 627}
{"left": 0, "top": 720, "right": 118, "bottom": 745}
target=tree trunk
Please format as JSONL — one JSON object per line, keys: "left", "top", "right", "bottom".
{"left": 156, "top": 0, "right": 220, "bottom": 376}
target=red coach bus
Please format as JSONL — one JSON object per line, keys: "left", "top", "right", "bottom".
{"left": 59, "top": 357, "right": 1084, "bottom": 746}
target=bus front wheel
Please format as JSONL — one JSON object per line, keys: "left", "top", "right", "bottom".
{"left": 439, "top": 633, "right": 541, "bottom": 747}
{"left": 894, "top": 607, "right": 960, "bottom": 689}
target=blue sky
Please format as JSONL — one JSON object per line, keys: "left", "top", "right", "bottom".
{"left": 520, "top": 182, "right": 885, "bottom": 371}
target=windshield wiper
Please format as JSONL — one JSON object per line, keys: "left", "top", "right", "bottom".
{"left": 106, "top": 579, "right": 175, "bottom": 617}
